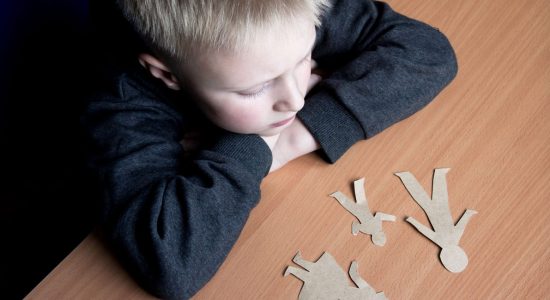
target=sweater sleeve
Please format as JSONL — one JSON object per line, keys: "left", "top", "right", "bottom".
{"left": 298, "top": 0, "right": 458, "bottom": 162}
{"left": 82, "top": 77, "right": 271, "bottom": 299}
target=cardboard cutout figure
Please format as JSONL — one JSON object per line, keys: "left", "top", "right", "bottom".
{"left": 285, "top": 251, "right": 387, "bottom": 300}
{"left": 395, "top": 168, "right": 477, "bottom": 273}
{"left": 330, "top": 178, "right": 396, "bottom": 246}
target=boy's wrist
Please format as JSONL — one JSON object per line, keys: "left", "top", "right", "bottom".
{"left": 283, "top": 118, "right": 320, "bottom": 156}
{"left": 259, "top": 133, "right": 281, "bottom": 150}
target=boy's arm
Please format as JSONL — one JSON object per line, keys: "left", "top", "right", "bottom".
{"left": 298, "top": 0, "right": 458, "bottom": 162}
{"left": 83, "top": 90, "right": 271, "bottom": 299}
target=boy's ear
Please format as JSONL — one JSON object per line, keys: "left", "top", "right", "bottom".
{"left": 138, "top": 53, "right": 181, "bottom": 90}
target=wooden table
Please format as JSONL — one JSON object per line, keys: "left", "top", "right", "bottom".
{"left": 26, "top": 0, "right": 550, "bottom": 298}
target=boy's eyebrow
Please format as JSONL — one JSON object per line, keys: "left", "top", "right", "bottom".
{"left": 230, "top": 35, "right": 317, "bottom": 92}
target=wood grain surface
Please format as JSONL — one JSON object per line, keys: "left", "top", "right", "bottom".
{"left": 26, "top": 0, "right": 550, "bottom": 298}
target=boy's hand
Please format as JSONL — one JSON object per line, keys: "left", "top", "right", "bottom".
{"left": 268, "top": 59, "right": 324, "bottom": 172}
{"left": 269, "top": 118, "right": 320, "bottom": 172}
{"left": 308, "top": 59, "right": 323, "bottom": 91}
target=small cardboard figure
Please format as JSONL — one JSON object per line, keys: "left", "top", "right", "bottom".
{"left": 395, "top": 168, "right": 477, "bottom": 273}
{"left": 330, "top": 178, "right": 396, "bottom": 246}
{"left": 284, "top": 251, "right": 387, "bottom": 300}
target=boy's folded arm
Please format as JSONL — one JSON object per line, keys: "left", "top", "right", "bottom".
{"left": 298, "top": 0, "right": 458, "bottom": 163}
{"left": 83, "top": 99, "right": 271, "bottom": 299}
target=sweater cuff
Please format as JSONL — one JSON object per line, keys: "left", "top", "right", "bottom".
{"left": 210, "top": 132, "right": 272, "bottom": 179}
{"left": 298, "top": 89, "right": 366, "bottom": 163}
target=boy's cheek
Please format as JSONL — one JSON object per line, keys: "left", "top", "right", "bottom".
{"left": 208, "top": 108, "right": 264, "bottom": 134}
{"left": 226, "top": 112, "right": 265, "bottom": 132}
{"left": 192, "top": 93, "right": 267, "bottom": 133}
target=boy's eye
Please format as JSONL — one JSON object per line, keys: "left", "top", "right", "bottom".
{"left": 238, "top": 82, "right": 270, "bottom": 98}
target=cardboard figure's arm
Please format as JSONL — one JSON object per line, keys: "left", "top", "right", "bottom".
{"left": 292, "top": 251, "right": 316, "bottom": 271}
{"left": 406, "top": 216, "right": 437, "bottom": 242}
{"left": 375, "top": 212, "right": 396, "bottom": 222}
{"left": 454, "top": 209, "right": 478, "bottom": 238}
{"left": 284, "top": 266, "right": 310, "bottom": 281}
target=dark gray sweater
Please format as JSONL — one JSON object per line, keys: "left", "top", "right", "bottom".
{"left": 82, "top": 0, "right": 457, "bottom": 298}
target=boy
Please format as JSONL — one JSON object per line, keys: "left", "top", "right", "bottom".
{"left": 83, "top": 0, "right": 457, "bottom": 299}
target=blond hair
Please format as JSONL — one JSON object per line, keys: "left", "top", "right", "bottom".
{"left": 117, "top": 0, "right": 330, "bottom": 61}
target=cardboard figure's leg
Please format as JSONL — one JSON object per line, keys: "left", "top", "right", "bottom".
{"left": 284, "top": 266, "right": 310, "bottom": 281}
{"left": 406, "top": 217, "right": 437, "bottom": 242}
{"left": 432, "top": 168, "right": 451, "bottom": 203}
{"left": 375, "top": 212, "right": 396, "bottom": 222}
{"left": 353, "top": 178, "right": 368, "bottom": 206}
{"left": 348, "top": 261, "right": 373, "bottom": 290}
{"left": 454, "top": 209, "right": 478, "bottom": 238}
{"left": 331, "top": 192, "right": 367, "bottom": 219}
{"left": 351, "top": 220, "right": 361, "bottom": 235}
{"left": 395, "top": 172, "right": 433, "bottom": 211}
{"left": 371, "top": 231, "right": 387, "bottom": 247}
{"left": 292, "top": 251, "right": 315, "bottom": 271}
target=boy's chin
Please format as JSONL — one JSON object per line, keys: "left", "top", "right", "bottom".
{"left": 222, "top": 127, "right": 281, "bottom": 137}
{"left": 223, "top": 122, "right": 291, "bottom": 137}
{"left": 258, "top": 132, "right": 281, "bottom": 138}
{"left": 257, "top": 126, "right": 289, "bottom": 137}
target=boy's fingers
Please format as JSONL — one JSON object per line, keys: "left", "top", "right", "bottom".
{"left": 307, "top": 74, "right": 322, "bottom": 92}
{"left": 310, "top": 59, "right": 318, "bottom": 70}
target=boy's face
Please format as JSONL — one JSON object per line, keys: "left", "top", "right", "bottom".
{"left": 180, "top": 17, "right": 316, "bottom": 137}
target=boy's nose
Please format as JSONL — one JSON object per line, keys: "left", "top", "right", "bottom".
{"left": 273, "top": 76, "right": 305, "bottom": 112}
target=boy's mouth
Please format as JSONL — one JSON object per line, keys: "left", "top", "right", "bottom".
{"left": 271, "top": 116, "right": 295, "bottom": 128}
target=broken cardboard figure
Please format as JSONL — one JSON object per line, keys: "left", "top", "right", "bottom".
{"left": 284, "top": 251, "right": 386, "bottom": 300}
{"left": 395, "top": 168, "right": 477, "bottom": 273}
{"left": 330, "top": 178, "right": 396, "bottom": 246}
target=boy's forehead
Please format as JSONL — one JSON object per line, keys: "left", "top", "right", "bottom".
{"left": 188, "top": 18, "right": 316, "bottom": 90}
